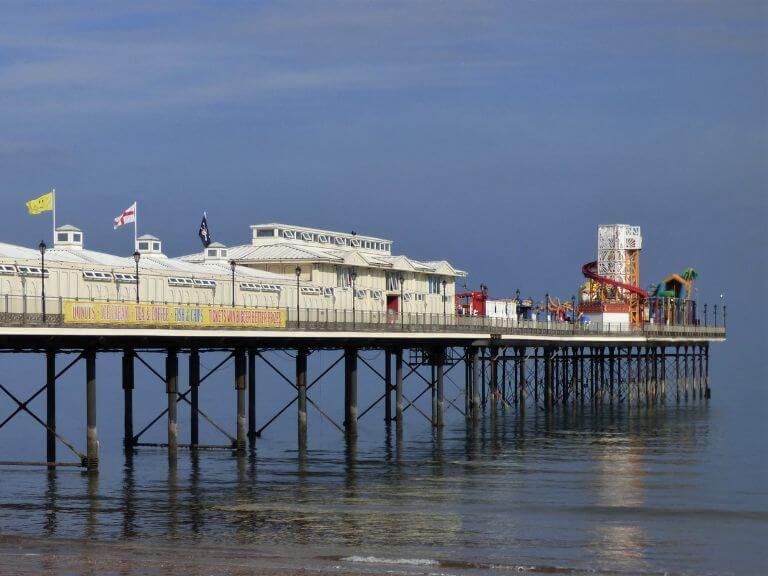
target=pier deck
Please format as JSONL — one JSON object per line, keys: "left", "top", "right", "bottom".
{"left": 0, "top": 297, "right": 725, "bottom": 472}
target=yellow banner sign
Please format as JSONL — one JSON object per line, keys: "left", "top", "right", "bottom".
{"left": 63, "top": 301, "right": 286, "bottom": 329}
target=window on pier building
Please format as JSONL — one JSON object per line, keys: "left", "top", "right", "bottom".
{"left": 336, "top": 266, "right": 354, "bottom": 288}
{"left": 428, "top": 275, "right": 441, "bottom": 294}
{"left": 386, "top": 272, "right": 400, "bottom": 291}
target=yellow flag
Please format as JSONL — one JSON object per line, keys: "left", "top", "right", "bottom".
{"left": 26, "top": 191, "right": 54, "bottom": 215}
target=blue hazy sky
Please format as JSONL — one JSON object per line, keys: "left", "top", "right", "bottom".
{"left": 0, "top": 2, "right": 765, "bottom": 361}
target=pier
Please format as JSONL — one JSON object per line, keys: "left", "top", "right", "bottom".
{"left": 0, "top": 298, "right": 724, "bottom": 471}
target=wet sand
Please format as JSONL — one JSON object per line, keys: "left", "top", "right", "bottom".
{"left": 0, "top": 535, "right": 395, "bottom": 576}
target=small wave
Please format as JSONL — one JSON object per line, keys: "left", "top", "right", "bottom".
{"left": 342, "top": 555, "right": 439, "bottom": 566}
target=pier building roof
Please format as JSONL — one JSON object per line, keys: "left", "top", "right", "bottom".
{"left": 0, "top": 236, "right": 295, "bottom": 285}
{"left": 181, "top": 222, "right": 466, "bottom": 277}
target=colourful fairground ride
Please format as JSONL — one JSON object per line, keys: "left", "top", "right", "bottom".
{"left": 646, "top": 268, "right": 699, "bottom": 326}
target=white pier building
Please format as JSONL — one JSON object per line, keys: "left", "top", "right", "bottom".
{"left": 0, "top": 223, "right": 465, "bottom": 316}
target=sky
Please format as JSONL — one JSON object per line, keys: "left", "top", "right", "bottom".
{"left": 0, "top": 1, "right": 766, "bottom": 364}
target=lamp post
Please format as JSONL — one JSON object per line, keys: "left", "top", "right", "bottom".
{"left": 441, "top": 279, "right": 447, "bottom": 323}
{"left": 720, "top": 293, "right": 725, "bottom": 329}
{"left": 571, "top": 294, "right": 576, "bottom": 332}
{"left": 295, "top": 266, "right": 301, "bottom": 327}
{"left": 351, "top": 269, "right": 358, "bottom": 329}
{"left": 133, "top": 250, "right": 141, "bottom": 303}
{"left": 713, "top": 304, "right": 718, "bottom": 327}
{"left": 545, "top": 292, "right": 549, "bottom": 324}
{"left": 704, "top": 303, "right": 708, "bottom": 326}
{"left": 230, "top": 260, "right": 237, "bottom": 308}
{"left": 38, "top": 241, "right": 46, "bottom": 323}
{"left": 398, "top": 274, "right": 404, "bottom": 329}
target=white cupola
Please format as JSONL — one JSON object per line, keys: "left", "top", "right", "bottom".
{"left": 54, "top": 225, "right": 84, "bottom": 249}
{"left": 203, "top": 241, "right": 229, "bottom": 262}
{"left": 136, "top": 234, "right": 164, "bottom": 256}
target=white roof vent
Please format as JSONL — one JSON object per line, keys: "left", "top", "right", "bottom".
{"left": 54, "top": 225, "right": 84, "bottom": 250}
{"left": 204, "top": 241, "right": 229, "bottom": 261}
{"left": 137, "top": 234, "right": 164, "bottom": 256}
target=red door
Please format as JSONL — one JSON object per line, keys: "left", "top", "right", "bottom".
{"left": 386, "top": 295, "right": 399, "bottom": 318}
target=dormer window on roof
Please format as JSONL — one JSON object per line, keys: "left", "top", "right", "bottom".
{"left": 249, "top": 223, "right": 393, "bottom": 255}
{"left": 137, "top": 234, "right": 163, "bottom": 256}
{"left": 255, "top": 228, "right": 277, "bottom": 238}
{"left": 53, "top": 225, "right": 84, "bottom": 249}
{"left": 204, "top": 242, "right": 228, "bottom": 261}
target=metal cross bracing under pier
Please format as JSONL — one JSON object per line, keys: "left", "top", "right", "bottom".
{"left": 0, "top": 333, "right": 717, "bottom": 472}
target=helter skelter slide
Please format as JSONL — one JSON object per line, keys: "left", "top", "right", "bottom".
{"left": 579, "top": 225, "right": 647, "bottom": 325}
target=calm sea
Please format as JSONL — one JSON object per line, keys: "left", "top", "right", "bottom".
{"left": 0, "top": 349, "right": 766, "bottom": 575}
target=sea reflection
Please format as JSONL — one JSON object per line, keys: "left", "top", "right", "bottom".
{"left": 591, "top": 415, "right": 649, "bottom": 573}
{"left": 21, "top": 402, "right": 716, "bottom": 572}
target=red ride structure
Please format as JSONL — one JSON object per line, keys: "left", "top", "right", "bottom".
{"left": 581, "top": 261, "right": 648, "bottom": 299}
{"left": 455, "top": 285, "right": 488, "bottom": 316}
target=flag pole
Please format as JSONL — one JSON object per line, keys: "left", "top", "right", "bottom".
{"left": 134, "top": 201, "right": 138, "bottom": 251}
{"left": 52, "top": 188, "right": 56, "bottom": 243}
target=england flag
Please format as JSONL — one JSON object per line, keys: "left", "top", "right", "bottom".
{"left": 113, "top": 202, "right": 136, "bottom": 229}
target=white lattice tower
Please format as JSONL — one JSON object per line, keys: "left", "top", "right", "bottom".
{"left": 597, "top": 224, "right": 642, "bottom": 297}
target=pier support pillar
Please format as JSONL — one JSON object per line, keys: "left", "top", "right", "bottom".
{"left": 660, "top": 347, "right": 667, "bottom": 401}
{"left": 344, "top": 347, "right": 358, "bottom": 438}
{"left": 590, "top": 347, "right": 597, "bottom": 403}
{"left": 464, "top": 348, "right": 471, "bottom": 418}
{"left": 122, "top": 348, "right": 134, "bottom": 450}
{"left": 599, "top": 347, "right": 606, "bottom": 402}
{"left": 623, "top": 346, "right": 631, "bottom": 405}
{"left": 436, "top": 350, "right": 445, "bottom": 428}
{"left": 189, "top": 348, "right": 199, "bottom": 447}
{"left": 644, "top": 347, "right": 651, "bottom": 403}
{"left": 470, "top": 347, "right": 480, "bottom": 419}
{"left": 608, "top": 347, "right": 616, "bottom": 403}
{"left": 248, "top": 349, "right": 257, "bottom": 445}
{"left": 46, "top": 349, "right": 56, "bottom": 465}
{"left": 430, "top": 364, "right": 437, "bottom": 426}
{"left": 569, "top": 347, "right": 579, "bottom": 404}
{"left": 166, "top": 349, "right": 179, "bottom": 461}
{"left": 395, "top": 348, "right": 404, "bottom": 431}
{"left": 234, "top": 347, "right": 247, "bottom": 452}
{"left": 518, "top": 347, "right": 527, "bottom": 408}
{"left": 561, "top": 348, "right": 569, "bottom": 406}
{"left": 544, "top": 348, "right": 554, "bottom": 411}
{"left": 502, "top": 351, "right": 508, "bottom": 406}
{"left": 296, "top": 347, "right": 308, "bottom": 451}
{"left": 691, "top": 345, "right": 698, "bottom": 399}
{"left": 675, "top": 346, "right": 681, "bottom": 402}
{"left": 704, "top": 344, "right": 711, "bottom": 398}
{"left": 85, "top": 349, "right": 98, "bottom": 471}
{"left": 480, "top": 348, "right": 487, "bottom": 408}
{"left": 489, "top": 345, "right": 499, "bottom": 415}
{"left": 635, "top": 346, "right": 642, "bottom": 405}
{"left": 579, "top": 347, "right": 586, "bottom": 405}
{"left": 653, "top": 346, "right": 661, "bottom": 402}
{"left": 384, "top": 349, "right": 392, "bottom": 425}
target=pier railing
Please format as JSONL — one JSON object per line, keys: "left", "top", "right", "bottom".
{"left": 0, "top": 294, "right": 726, "bottom": 339}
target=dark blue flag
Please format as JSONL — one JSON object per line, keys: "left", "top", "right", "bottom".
{"left": 198, "top": 213, "right": 211, "bottom": 247}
